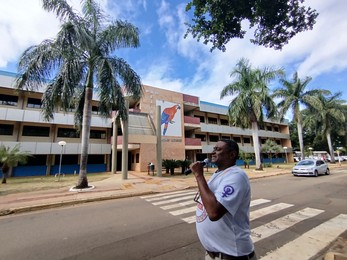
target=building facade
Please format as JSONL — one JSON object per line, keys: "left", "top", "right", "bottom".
{"left": 0, "top": 70, "right": 293, "bottom": 176}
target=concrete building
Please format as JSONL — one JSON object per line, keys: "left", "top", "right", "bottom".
{"left": 0, "top": 70, "right": 293, "bottom": 177}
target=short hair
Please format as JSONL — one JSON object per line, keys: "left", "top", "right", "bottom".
{"left": 220, "top": 139, "right": 239, "bottom": 157}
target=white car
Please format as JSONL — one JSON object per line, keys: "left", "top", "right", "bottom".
{"left": 292, "top": 159, "right": 330, "bottom": 177}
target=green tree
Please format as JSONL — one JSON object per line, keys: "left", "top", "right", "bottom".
{"left": 162, "top": 159, "right": 179, "bottom": 175}
{"left": 272, "top": 72, "right": 329, "bottom": 161}
{"left": 220, "top": 58, "right": 284, "bottom": 170}
{"left": 177, "top": 159, "right": 191, "bottom": 174}
{"left": 15, "top": 0, "right": 142, "bottom": 189}
{"left": 239, "top": 150, "right": 253, "bottom": 169}
{"left": 185, "top": 0, "right": 318, "bottom": 51}
{"left": 261, "top": 139, "right": 282, "bottom": 165}
{"left": 0, "top": 144, "right": 32, "bottom": 184}
{"left": 312, "top": 92, "right": 346, "bottom": 163}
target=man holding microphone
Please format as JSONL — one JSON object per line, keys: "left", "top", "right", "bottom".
{"left": 189, "top": 139, "right": 256, "bottom": 260}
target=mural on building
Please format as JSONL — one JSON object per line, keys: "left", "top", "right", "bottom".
{"left": 158, "top": 101, "right": 182, "bottom": 136}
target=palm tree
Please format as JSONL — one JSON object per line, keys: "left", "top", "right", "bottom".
{"left": 15, "top": 0, "right": 142, "bottom": 188}
{"left": 0, "top": 144, "right": 32, "bottom": 184}
{"left": 272, "top": 72, "right": 329, "bottom": 160}
{"left": 312, "top": 92, "right": 346, "bottom": 163}
{"left": 220, "top": 58, "right": 284, "bottom": 170}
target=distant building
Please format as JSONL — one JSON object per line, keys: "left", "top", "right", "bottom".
{"left": 0, "top": 70, "right": 293, "bottom": 176}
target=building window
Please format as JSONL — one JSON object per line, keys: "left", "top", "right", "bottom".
{"left": 274, "top": 126, "right": 279, "bottom": 132}
{"left": 25, "top": 155, "right": 47, "bottom": 166}
{"left": 196, "top": 134, "right": 206, "bottom": 141}
{"left": 233, "top": 136, "right": 241, "bottom": 143}
{"left": 136, "top": 153, "right": 139, "bottom": 163}
{"left": 57, "top": 128, "right": 80, "bottom": 138}
{"left": 221, "top": 135, "right": 231, "bottom": 140}
{"left": 194, "top": 115, "right": 205, "bottom": 123}
{"left": 209, "top": 135, "right": 219, "bottom": 142}
{"left": 92, "top": 105, "right": 99, "bottom": 114}
{"left": 0, "top": 94, "right": 18, "bottom": 106}
{"left": 0, "top": 124, "right": 14, "bottom": 135}
{"left": 90, "top": 130, "right": 106, "bottom": 139}
{"left": 60, "top": 105, "right": 75, "bottom": 112}
{"left": 220, "top": 119, "right": 229, "bottom": 126}
{"left": 266, "top": 125, "right": 272, "bottom": 131}
{"left": 243, "top": 137, "right": 251, "bottom": 144}
{"left": 22, "top": 125, "right": 50, "bottom": 137}
{"left": 55, "top": 154, "right": 78, "bottom": 165}
{"left": 27, "top": 98, "right": 42, "bottom": 109}
{"left": 208, "top": 117, "right": 218, "bottom": 124}
{"left": 88, "top": 155, "right": 104, "bottom": 164}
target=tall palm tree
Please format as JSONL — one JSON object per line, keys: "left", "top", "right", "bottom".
{"left": 0, "top": 144, "right": 32, "bottom": 184}
{"left": 272, "top": 72, "right": 329, "bottom": 160}
{"left": 15, "top": 0, "right": 142, "bottom": 188}
{"left": 220, "top": 58, "right": 284, "bottom": 170}
{"left": 313, "top": 92, "right": 346, "bottom": 163}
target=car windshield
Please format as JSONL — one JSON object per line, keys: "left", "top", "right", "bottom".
{"left": 297, "top": 160, "right": 314, "bottom": 166}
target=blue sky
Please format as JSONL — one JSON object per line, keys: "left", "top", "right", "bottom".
{"left": 1, "top": 0, "right": 346, "bottom": 120}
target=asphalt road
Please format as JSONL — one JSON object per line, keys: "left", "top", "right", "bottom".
{"left": 0, "top": 169, "right": 346, "bottom": 260}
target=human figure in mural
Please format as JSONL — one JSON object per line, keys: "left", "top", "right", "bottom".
{"left": 161, "top": 104, "right": 181, "bottom": 135}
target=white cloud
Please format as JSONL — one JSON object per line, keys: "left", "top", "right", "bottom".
{"left": 0, "top": 0, "right": 59, "bottom": 67}
{"left": 141, "top": 60, "right": 185, "bottom": 93}
{"left": 1, "top": 0, "right": 346, "bottom": 106}
{"left": 0, "top": 0, "right": 86, "bottom": 68}
{"left": 172, "top": 0, "right": 347, "bottom": 104}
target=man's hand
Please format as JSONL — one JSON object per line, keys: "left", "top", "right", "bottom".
{"left": 190, "top": 161, "right": 204, "bottom": 177}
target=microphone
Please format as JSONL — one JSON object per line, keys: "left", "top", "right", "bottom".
{"left": 184, "top": 159, "right": 209, "bottom": 175}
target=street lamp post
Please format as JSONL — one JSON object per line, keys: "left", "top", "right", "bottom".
{"left": 283, "top": 146, "right": 288, "bottom": 164}
{"left": 57, "top": 141, "right": 66, "bottom": 181}
{"left": 309, "top": 147, "right": 313, "bottom": 158}
{"left": 337, "top": 147, "right": 342, "bottom": 166}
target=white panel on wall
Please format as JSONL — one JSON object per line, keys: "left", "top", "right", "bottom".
{"left": 23, "top": 110, "right": 41, "bottom": 123}
{"left": 0, "top": 108, "right": 7, "bottom": 119}
{"left": 5, "top": 108, "right": 24, "bottom": 121}
{"left": 34, "top": 142, "right": 52, "bottom": 154}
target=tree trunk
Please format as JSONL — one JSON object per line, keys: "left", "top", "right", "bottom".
{"left": 297, "top": 118, "right": 305, "bottom": 160}
{"left": 1, "top": 165, "right": 9, "bottom": 184}
{"left": 76, "top": 73, "right": 93, "bottom": 189}
{"left": 326, "top": 132, "right": 335, "bottom": 163}
{"left": 252, "top": 121, "right": 263, "bottom": 170}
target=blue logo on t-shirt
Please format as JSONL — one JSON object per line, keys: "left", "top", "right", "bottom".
{"left": 222, "top": 185, "right": 234, "bottom": 198}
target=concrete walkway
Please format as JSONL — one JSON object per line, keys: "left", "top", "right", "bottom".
{"left": 0, "top": 168, "right": 289, "bottom": 216}
{"left": 0, "top": 165, "right": 346, "bottom": 260}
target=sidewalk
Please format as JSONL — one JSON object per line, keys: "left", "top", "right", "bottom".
{"left": 0, "top": 167, "right": 290, "bottom": 216}
{"left": 0, "top": 164, "right": 346, "bottom": 259}
{"left": 1, "top": 164, "right": 345, "bottom": 216}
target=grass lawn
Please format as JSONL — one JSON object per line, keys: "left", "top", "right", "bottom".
{"left": 0, "top": 172, "right": 112, "bottom": 196}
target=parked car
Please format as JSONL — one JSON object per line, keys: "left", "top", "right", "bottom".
{"left": 326, "top": 156, "right": 339, "bottom": 162}
{"left": 292, "top": 159, "right": 330, "bottom": 177}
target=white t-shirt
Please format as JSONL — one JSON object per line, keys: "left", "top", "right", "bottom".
{"left": 196, "top": 165, "right": 254, "bottom": 256}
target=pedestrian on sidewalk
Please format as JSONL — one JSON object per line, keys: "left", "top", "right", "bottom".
{"left": 190, "top": 139, "right": 257, "bottom": 260}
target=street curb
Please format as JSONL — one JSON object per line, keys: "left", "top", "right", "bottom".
{"left": 0, "top": 190, "right": 156, "bottom": 216}
{"left": 0, "top": 186, "right": 198, "bottom": 217}
{"left": 0, "top": 165, "right": 344, "bottom": 217}
{"left": 325, "top": 252, "right": 347, "bottom": 260}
